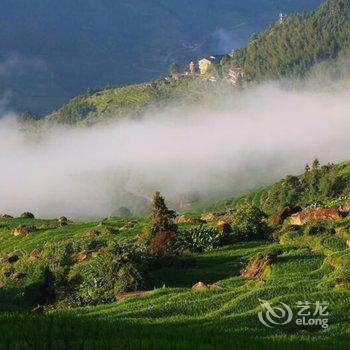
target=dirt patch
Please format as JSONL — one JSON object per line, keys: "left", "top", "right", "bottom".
{"left": 72, "top": 251, "right": 88, "bottom": 263}
{"left": 29, "top": 249, "right": 41, "bottom": 261}
{"left": 243, "top": 253, "right": 278, "bottom": 278}
{"left": 84, "top": 230, "right": 100, "bottom": 238}
{"left": 173, "top": 215, "right": 203, "bottom": 224}
{"left": 10, "top": 272, "right": 26, "bottom": 280}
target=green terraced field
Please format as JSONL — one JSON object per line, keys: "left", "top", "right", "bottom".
{"left": 0, "top": 214, "right": 349, "bottom": 349}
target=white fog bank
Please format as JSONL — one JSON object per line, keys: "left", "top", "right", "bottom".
{"left": 0, "top": 83, "right": 349, "bottom": 218}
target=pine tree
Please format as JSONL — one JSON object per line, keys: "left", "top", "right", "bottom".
{"left": 147, "top": 192, "right": 175, "bottom": 235}
{"left": 138, "top": 192, "right": 177, "bottom": 255}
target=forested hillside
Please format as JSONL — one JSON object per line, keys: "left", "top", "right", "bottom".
{"left": 223, "top": 0, "right": 350, "bottom": 79}
{"left": 0, "top": 0, "right": 322, "bottom": 115}
{"left": 30, "top": 0, "right": 350, "bottom": 126}
{"left": 212, "top": 160, "right": 350, "bottom": 214}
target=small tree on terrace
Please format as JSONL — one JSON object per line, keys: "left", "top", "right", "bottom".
{"left": 138, "top": 192, "right": 177, "bottom": 255}
{"left": 231, "top": 204, "right": 268, "bottom": 242}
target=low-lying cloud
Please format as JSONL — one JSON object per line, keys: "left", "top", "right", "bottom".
{"left": 0, "top": 82, "right": 350, "bottom": 218}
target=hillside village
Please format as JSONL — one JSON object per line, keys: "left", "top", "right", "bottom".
{"left": 169, "top": 54, "right": 244, "bottom": 85}
{"left": 167, "top": 12, "right": 290, "bottom": 85}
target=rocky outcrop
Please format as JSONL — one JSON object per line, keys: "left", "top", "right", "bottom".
{"left": 192, "top": 281, "right": 224, "bottom": 291}
{"left": 173, "top": 215, "right": 203, "bottom": 225}
{"left": 243, "top": 252, "right": 278, "bottom": 278}
{"left": 58, "top": 216, "right": 68, "bottom": 226}
{"left": 290, "top": 208, "right": 341, "bottom": 225}
{"left": 12, "top": 225, "right": 37, "bottom": 236}
{"left": 272, "top": 206, "right": 302, "bottom": 225}
{"left": 120, "top": 222, "right": 134, "bottom": 231}
{"left": 200, "top": 212, "right": 223, "bottom": 222}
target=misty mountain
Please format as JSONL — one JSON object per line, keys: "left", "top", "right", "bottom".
{"left": 0, "top": 0, "right": 322, "bottom": 115}
{"left": 40, "top": 0, "right": 350, "bottom": 126}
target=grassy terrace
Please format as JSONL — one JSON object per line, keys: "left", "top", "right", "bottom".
{"left": 0, "top": 214, "right": 349, "bottom": 349}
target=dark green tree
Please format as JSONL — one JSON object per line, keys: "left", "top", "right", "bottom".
{"left": 231, "top": 204, "right": 268, "bottom": 242}
{"left": 169, "top": 61, "right": 180, "bottom": 75}
{"left": 138, "top": 192, "right": 177, "bottom": 255}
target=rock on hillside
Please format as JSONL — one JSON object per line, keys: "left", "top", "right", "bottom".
{"left": 290, "top": 208, "right": 341, "bottom": 226}
{"left": 272, "top": 206, "right": 302, "bottom": 225}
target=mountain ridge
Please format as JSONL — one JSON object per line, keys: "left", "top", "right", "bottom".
{"left": 0, "top": 0, "right": 323, "bottom": 115}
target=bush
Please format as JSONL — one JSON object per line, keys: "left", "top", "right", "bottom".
{"left": 112, "top": 207, "right": 132, "bottom": 217}
{"left": 177, "top": 225, "right": 227, "bottom": 252}
{"left": 20, "top": 212, "right": 35, "bottom": 219}
{"left": 305, "top": 222, "right": 335, "bottom": 236}
{"left": 114, "top": 262, "right": 143, "bottom": 292}
{"left": 231, "top": 204, "right": 268, "bottom": 242}
{"left": 138, "top": 192, "right": 177, "bottom": 255}
{"left": 78, "top": 242, "right": 144, "bottom": 304}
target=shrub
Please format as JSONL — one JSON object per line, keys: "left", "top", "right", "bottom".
{"left": 231, "top": 204, "right": 268, "bottom": 241}
{"left": 138, "top": 192, "right": 177, "bottom": 255}
{"left": 79, "top": 242, "right": 144, "bottom": 304}
{"left": 177, "top": 225, "right": 227, "bottom": 252}
{"left": 305, "top": 222, "right": 335, "bottom": 236}
{"left": 112, "top": 207, "right": 132, "bottom": 217}
{"left": 114, "top": 262, "right": 143, "bottom": 292}
{"left": 20, "top": 212, "right": 35, "bottom": 219}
